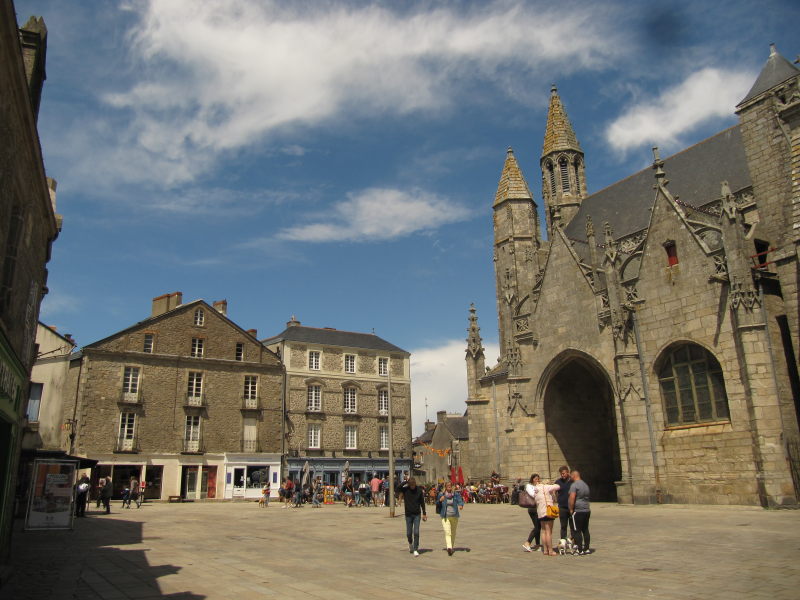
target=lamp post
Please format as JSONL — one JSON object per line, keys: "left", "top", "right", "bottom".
{"left": 388, "top": 361, "right": 395, "bottom": 518}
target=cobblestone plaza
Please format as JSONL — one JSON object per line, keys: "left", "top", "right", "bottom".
{"left": 2, "top": 502, "right": 799, "bottom": 599}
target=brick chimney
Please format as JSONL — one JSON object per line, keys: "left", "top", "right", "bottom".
{"left": 436, "top": 410, "right": 446, "bottom": 424}
{"left": 213, "top": 299, "right": 227, "bottom": 316}
{"left": 246, "top": 328, "right": 257, "bottom": 338}
{"left": 424, "top": 420, "right": 436, "bottom": 432}
{"left": 18, "top": 16, "right": 47, "bottom": 123}
{"left": 151, "top": 291, "right": 182, "bottom": 317}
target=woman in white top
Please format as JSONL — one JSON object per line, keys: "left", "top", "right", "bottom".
{"left": 532, "top": 478, "right": 561, "bottom": 556}
{"left": 522, "top": 474, "right": 541, "bottom": 552}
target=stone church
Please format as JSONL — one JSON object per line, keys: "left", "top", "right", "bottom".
{"left": 465, "top": 46, "right": 800, "bottom": 506}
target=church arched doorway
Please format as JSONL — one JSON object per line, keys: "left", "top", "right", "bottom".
{"left": 543, "top": 356, "right": 622, "bottom": 501}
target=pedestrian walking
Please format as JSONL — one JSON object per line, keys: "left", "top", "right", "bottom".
{"left": 100, "top": 477, "right": 113, "bottom": 514}
{"left": 398, "top": 477, "right": 427, "bottom": 556}
{"left": 437, "top": 481, "right": 465, "bottom": 556}
{"left": 568, "top": 470, "right": 591, "bottom": 555}
{"left": 75, "top": 475, "right": 90, "bottom": 517}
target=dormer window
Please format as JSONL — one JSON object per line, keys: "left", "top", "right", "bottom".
{"left": 194, "top": 308, "right": 205, "bottom": 326}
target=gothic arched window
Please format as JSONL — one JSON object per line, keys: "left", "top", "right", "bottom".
{"left": 559, "top": 157, "right": 570, "bottom": 193}
{"left": 658, "top": 344, "right": 729, "bottom": 426}
{"left": 573, "top": 159, "right": 582, "bottom": 195}
{"left": 546, "top": 161, "right": 556, "bottom": 196}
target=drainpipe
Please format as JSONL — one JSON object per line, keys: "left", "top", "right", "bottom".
{"left": 492, "top": 379, "right": 501, "bottom": 475}
{"left": 631, "top": 310, "right": 662, "bottom": 503}
{"left": 280, "top": 342, "right": 287, "bottom": 482}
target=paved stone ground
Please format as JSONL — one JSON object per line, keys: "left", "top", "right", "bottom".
{"left": 1, "top": 500, "right": 799, "bottom": 599}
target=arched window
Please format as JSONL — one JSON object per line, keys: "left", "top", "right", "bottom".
{"left": 658, "top": 344, "right": 729, "bottom": 426}
{"left": 573, "top": 160, "right": 581, "bottom": 195}
{"left": 559, "top": 157, "right": 570, "bottom": 193}
{"left": 547, "top": 161, "right": 556, "bottom": 196}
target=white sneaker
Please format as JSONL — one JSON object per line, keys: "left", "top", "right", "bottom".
{"left": 413, "top": 551, "right": 419, "bottom": 557}
{"left": 522, "top": 543, "right": 532, "bottom": 552}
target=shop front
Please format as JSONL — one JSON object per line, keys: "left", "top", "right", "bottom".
{"left": 285, "top": 457, "right": 411, "bottom": 488}
{"left": 223, "top": 453, "right": 281, "bottom": 500}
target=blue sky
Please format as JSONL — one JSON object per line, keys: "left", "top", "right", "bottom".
{"left": 16, "top": 0, "right": 799, "bottom": 435}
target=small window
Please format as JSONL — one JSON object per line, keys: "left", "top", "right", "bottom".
{"left": 27, "top": 382, "right": 43, "bottom": 422}
{"left": 309, "top": 351, "right": 320, "bottom": 371}
{"left": 194, "top": 308, "right": 205, "bottom": 326}
{"left": 378, "top": 357, "right": 388, "bottom": 377}
{"left": 378, "top": 389, "right": 389, "bottom": 415}
{"left": 235, "top": 342, "right": 244, "bottom": 361}
{"left": 143, "top": 333, "right": 154, "bottom": 353}
{"left": 307, "top": 385, "right": 322, "bottom": 411}
{"left": 191, "top": 338, "right": 204, "bottom": 358}
{"left": 344, "top": 387, "right": 357, "bottom": 413}
{"left": 559, "top": 157, "right": 570, "bottom": 193}
{"left": 243, "top": 375, "right": 258, "bottom": 400}
{"left": 664, "top": 241, "right": 679, "bottom": 266}
{"left": 308, "top": 423, "right": 321, "bottom": 449}
{"left": 379, "top": 425, "right": 389, "bottom": 450}
{"left": 344, "top": 425, "right": 358, "bottom": 450}
{"left": 344, "top": 354, "right": 356, "bottom": 373}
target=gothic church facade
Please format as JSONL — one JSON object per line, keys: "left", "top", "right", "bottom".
{"left": 466, "top": 46, "right": 800, "bottom": 506}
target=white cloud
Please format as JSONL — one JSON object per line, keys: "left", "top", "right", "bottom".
{"left": 88, "top": 0, "right": 624, "bottom": 186}
{"left": 276, "top": 187, "right": 472, "bottom": 242}
{"left": 40, "top": 290, "right": 82, "bottom": 318}
{"left": 410, "top": 339, "right": 500, "bottom": 437}
{"left": 605, "top": 67, "right": 755, "bottom": 152}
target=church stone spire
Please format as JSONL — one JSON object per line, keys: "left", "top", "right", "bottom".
{"left": 494, "top": 147, "right": 534, "bottom": 207}
{"left": 540, "top": 85, "right": 587, "bottom": 237}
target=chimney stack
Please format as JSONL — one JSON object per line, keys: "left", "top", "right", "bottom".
{"left": 151, "top": 291, "right": 182, "bottom": 317}
{"left": 436, "top": 410, "right": 446, "bottom": 424}
{"left": 213, "top": 299, "right": 227, "bottom": 316}
{"left": 247, "top": 328, "right": 257, "bottom": 338}
{"left": 18, "top": 16, "right": 48, "bottom": 123}
{"left": 424, "top": 420, "right": 436, "bottom": 432}
{"left": 286, "top": 315, "right": 301, "bottom": 327}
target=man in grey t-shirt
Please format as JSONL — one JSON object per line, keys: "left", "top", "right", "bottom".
{"left": 568, "top": 470, "right": 591, "bottom": 555}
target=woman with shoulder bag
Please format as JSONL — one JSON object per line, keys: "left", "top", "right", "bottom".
{"left": 521, "top": 474, "right": 542, "bottom": 552}
{"left": 533, "top": 477, "right": 560, "bottom": 556}
{"left": 437, "top": 481, "right": 465, "bottom": 556}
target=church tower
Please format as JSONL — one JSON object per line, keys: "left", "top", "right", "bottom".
{"left": 540, "top": 85, "right": 586, "bottom": 236}
{"left": 493, "top": 147, "right": 541, "bottom": 351}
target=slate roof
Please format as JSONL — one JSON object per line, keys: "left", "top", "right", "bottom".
{"left": 542, "top": 86, "right": 582, "bottom": 157}
{"left": 494, "top": 148, "right": 533, "bottom": 207}
{"left": 414, "top": 428, "right": 435, "bottom": 445}
{"left": 739, "top": 45, "right": 800, "bottom": 106}
{"left": 563, "top": 126, "right": 751, "bottom": 248}
{"left": 262, "top": 324, "right": 408, "bottom": 354}
{"left": 443, "top": 415, "right": 469, "bottom": 440}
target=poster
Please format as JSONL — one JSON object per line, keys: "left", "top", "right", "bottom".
{"left": 25, "top": 459, "right": 77, "bottom": 530}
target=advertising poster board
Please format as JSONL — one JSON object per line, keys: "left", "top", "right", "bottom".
{"left": 25, "top": 459, "right": 77, "bottom": 530}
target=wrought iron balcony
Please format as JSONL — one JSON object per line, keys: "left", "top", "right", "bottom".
{"left": 241, "top": 396, "right": 260, "bottom": 410}
{"left": 184, "top": 393, "right": 206, "bottom": 407}
{"left": 120, "top": 390, "right": 141, "bottom": 404}
{"left": 241, "top": 439, "right": 260, "bottom": 453}
{"left": 182, "top": 437, "right": 204, "bottom": 453}
{"left": 115, "top": 435, "right": 139, "bottom": 453}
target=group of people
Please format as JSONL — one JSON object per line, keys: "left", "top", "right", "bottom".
{"left": 521, "top": 466, "right": 591, "bottom": 556}
{"left": 272, "top": 474, "right": 396, "bottom": 508}
{"left": 395, "top": 467, "right": 591, "bottom": 558}
{"left": 73, "top": 476, "right": 144, "bottom": 516}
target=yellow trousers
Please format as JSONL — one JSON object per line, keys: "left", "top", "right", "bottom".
{"left": 441, "top": 516, "right": 459, "bottom": 549}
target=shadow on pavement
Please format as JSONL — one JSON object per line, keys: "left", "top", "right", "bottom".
{"left": 0, "top": 510, "right": 204, "bottom": 600}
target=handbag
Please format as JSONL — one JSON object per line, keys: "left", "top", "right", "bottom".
{"left": 545, "top": 487, "right": 560, "bottom": 518}
{"left": 518, "top": 490, "right": 535, "bottom": 508}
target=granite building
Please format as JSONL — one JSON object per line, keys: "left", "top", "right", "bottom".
{"left": 263, "top": 318, "right": 412, "bottom": 484}
{"left": 466, "top": 46, "right": 800, "bottom": 506}
{"left": 0, "top": 6, "right": 60, "bottom": 566}
{"left": 68, "top": 293, "right": 284, "bottom": 501}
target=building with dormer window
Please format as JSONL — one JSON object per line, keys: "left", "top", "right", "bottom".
{"left": 263, "top": 317, "right": 411, "bottom": 485}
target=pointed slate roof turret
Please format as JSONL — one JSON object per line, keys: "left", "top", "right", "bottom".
{"left": 493, "top": 147, "right": 533, "bottom": 207}
{"left": 541, "top": 84, "right": 582, "bottom": 158}
{"left": 738, "top": 44, "right": 800, "bottom": 106}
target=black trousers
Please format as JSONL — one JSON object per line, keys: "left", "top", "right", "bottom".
{"left": 558, "top": 509, "right": 574, "bottom": 539}
{"left": 572, "top": 511, "right": 591, "bottom": 551}
{"left": 526, "top": 509, "right": 540, "bottom": 545}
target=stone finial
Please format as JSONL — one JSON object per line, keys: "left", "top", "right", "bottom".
{"left": 586, "top": 215, "right": 594, "bottom": 237}
{"left": 652, "top": 146, "right": 667, "bottom": 183}
{"left": 603, "top": 221, "right": 614, "bottom": 245}
{"left": 720, "top": 180, "right": 737, "bottom": 221}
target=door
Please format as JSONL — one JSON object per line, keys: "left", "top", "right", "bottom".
{"left": 232, "top": 467, "right": 245, "bottom": 497}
